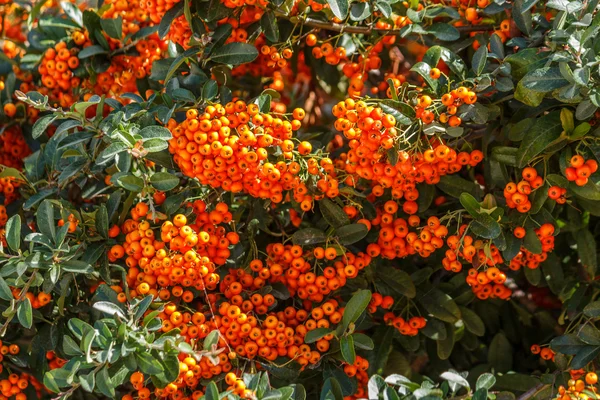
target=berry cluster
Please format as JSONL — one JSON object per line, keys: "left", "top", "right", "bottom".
{"left": 251, "top": 243, "right": 371, "bottom": 302}
{"left": 565, "top": 155, "right": 598, "bottom": 186}
{"left": 548, "top": 185, "right": 568, "bottom": 204}
{"left": 384, "top": 313, "right": 427, "bottom": 336}
{"left": 503, "top": 167, "right": 544, "bottom": 213}
{"left": 0, "top": 373, "right": 29, "bottom": 400}
{"left": 415, "top": 86, "right": 477, "bottom": 128}
{"left": 368, "top": 292, "right": 394, "bottom": 313}
{"left": 445, "top": 225, "right": 510, "bottom": 299}
{"left": 530, "top": 344, "right": 556, "bottom": 362}
{"left": 509, "top": 224, "right": 555, "bottom": 271}
{"left": 38, "top": 42, "right": 82, "bottom": 95}
{"left": 110, "top": 200, "right": 237, "bottom": 298}
{"left": 334, "top": 99, "right": 483, "bottom": 213}
{"left": 370, "top": 213, "right": 448, "bottom": 260}
{"left": 343, "top": 356, "right": 370, "bottom": 399}
{"left": 555, "top": 373, "right": 599, "bottom": 400}
{"left": 168, "top": 104, "right": 330, "bottom": 205}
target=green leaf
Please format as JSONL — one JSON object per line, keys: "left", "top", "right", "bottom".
{"left": 95, "top": 205, "right": 108, "bottom": 239}
{"left": 201, "top": 0, "right": 230, "bottom": 22}
{"left": 62, "top": 260, "right": 93, "bottom": 273}
{"left": 32, "top": 114, "right": 57, "bottom": 139}
{"left": 472, "top": 45, "right": 487, "bottom": 76}
{"left": 203, "top": 330, "right": 219, "bottom": 350}
{"left": 523, "top": 228, "right": 542, "bottom": 254}
{"left": 437, "top": 322, "right": 455, "bottom": 360}
{"left": 476, "top": 373, "right": 496, "bottom": 390}
{"left": 340, "top": 335, "right": 356, "bottom": 364}
{"left": 37, "top": 200, "right": 56, "bottom": 242}
{"left": 516, "top": 112, "right": 562, "bottom": 168}
{"left": 352, "top": 333, "right": 374, "bottom": 350}
{"left": 578, "top": 324, "right": 600, "bottom": 345}
{"left": 143, "top": 138, "right": 169, "bottom": 153}
{"left": 260, "top": 11, "right": 279, "bottom": 42}
{"left": 0, "top": 277, "right": 13, "bottom": 301}
{"left": 571, "top": 122, "right": 591, "bottom": 139}
{"left": 440, "top": 371, "right": 469, "bottom": 390}
{"left": 96, "top": 367, "right": 115, "bottom": 398}
{"left": 418, "top": 289, "right": 461, "bottom": 323}
{"left": 78, "top": 45, "right": 108, "bottom": 59}
{"left": 117, "top": 175, "right": 144, "bottom": 192}
{"left": 551, "top": 334, "right": 586, "bottom": 354}
{"left": 512, "top": 0, "right": 532, "bottom": 35}
{"left": 202, "top": 80, "right": 218, "bottom": 100}
{"left": 209, "top": 43, "right": 259, "bottom": 66}
{"left": 584, "top": 301, "right": 600, "bottom": 318}
{"left": 520, "top": 67, "right": 570, "bottom": 93}
{"left": 205, "top": 381, "right": 219, "bottom": 400}
{"left": 320, "top": 378, "right": 344, "bottom": 400}
{"left": 572, "top": 346, "right": 600, "bottom": 369}
{"left": 459, "top": 306, "right": 485, "bottom": 336}
{"left": 376, "top": 266, "right": 416, "bottom": 298}
{"left": 571, "top": 181, "right": 600, "bottom": 200}
{"left": 5, "top": 214, "right": 21, "bottom": 252}
{"left": 100, "top": 16, "right": 122, "bottom": 39}
{"left": 367, "top": 327, "right": 395, "bottom": 375}
{"left": 158, "top": 2, "right": 183, "bottom": 38}
{"left": 320, "top": 199, "right": 350, "bottom": 228}
{"left": 304, "top": 328, "right": 331, "bottom": 343}
{"left": 547, "top": 174, "right": 569, "bottom": 187}
{"left": 139, "top": 125, "right": 172, "bottom": 141}
{"left": 491, "top": 146, "right": 518, "bottom": 166}
{"left": 426, "top": 23, "right": 459, "bottom": 41}
{"left": 524, "top": 267, "right": 541, "bottom": 286}
{"left": 459, "top": 192, "right": 480, "bottom": 216}
{"left": 17, "top": 297, "right": 33, "bottom": 329}
{"left": 461, "top": 193, "right": 501, "bottom": 239}
{"left": 488, "top": 333, "right": 513, "bottom": 373}
{"left": 576, "top": 229, "right": 597, "bottom": 277}
{"left": 494, "top": 374, "right": 539, "bottom": 392}
{"left": 93, "top": 301, "right": 126, "bottom": 319}
{"left": 291, "top": 228, "right": 327, "bottom": 245}
{"left": 560, "top": 108, "right": 575, "bottom": 133}
{"left": 61, "top": 1, "right": 83, "bottom": 26}
{"left": 62, "top": 335, "right": 83, "bottom": 356}
{"left": 437, "top": 175, "right": 482, "bottom": 199}
{"left": 43, "top": 369, "right": 63, "bottom": 393}
{"left": 335, "top": 224, "right": 368, "bottom": 245}
{"left": 380, "top": 102, "right": 413, "bottom": 125}
{"left": 342, "top": 289, "right": 371, "bottom": 331}
{"left": 350, "top": 2, "right": 371, "bottom": 21}
{"left": 79, "top": 370, "right": 95, "bottom": 392}
{"left": 150, "top": 172, "right": 179, "bottom": 191}
{"left": 136, "top": 352, "right": 165, "bottom": 375}
{"left": 576, "top": 100, "right": 597, "bottom": 120}
{"left": 421, "top": 319, "right": 447, "bottom": 340}
{"left": 326, "top": 0, "right": 349, "bottom": 19}
{"left": 410, "top": 62, "right": 438, "bottom": 91}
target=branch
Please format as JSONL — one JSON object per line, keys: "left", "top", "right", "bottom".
{"left": 277, "top": 13, "right": 495, "bottom": 35}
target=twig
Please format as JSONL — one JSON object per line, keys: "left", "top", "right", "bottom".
{"left": 276, "top": 13, "right": 495, "bottom": 35}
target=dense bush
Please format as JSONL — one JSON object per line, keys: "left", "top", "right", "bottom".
{"left": 0, "top": 0, "right": 599, "bottom": 398}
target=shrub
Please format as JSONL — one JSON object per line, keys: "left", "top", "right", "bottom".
{"left": 0, "top": 0, "right": 599, "bottom": 399}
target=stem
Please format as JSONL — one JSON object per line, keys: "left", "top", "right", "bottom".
{"left": 276, "top": 13, "right": 495, "bottom": 35}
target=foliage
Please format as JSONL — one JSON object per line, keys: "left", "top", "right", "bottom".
{"left": 0, "top": 0, "right": 599, "bottom": 399}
